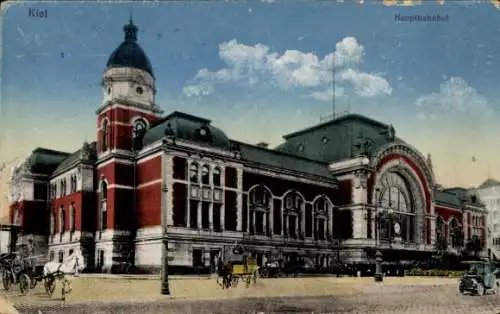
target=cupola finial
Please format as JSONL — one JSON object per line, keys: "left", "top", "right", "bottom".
{"left": 123, "top": 11, "right": 138, "bottom": 42}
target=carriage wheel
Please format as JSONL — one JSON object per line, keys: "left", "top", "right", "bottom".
{"left": 44, "top": 276, "right": 56, "bottom": 297}
{"left": 2, "top": 270, "right": 11, "bottom": 291}
{"left": 19, "top": 273, "right": 30, "bottom": 295}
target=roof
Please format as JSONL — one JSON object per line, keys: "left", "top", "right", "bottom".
{"left": 234, "top": 140, "right": 336, "bottom": 180}
{"left": 142, "top": 111, "right": 231, "bottom": 150}
{"left": 434, "top": 187, "right": 485, "bottom": 209}
{"left": 106, "top": 19, "right": 154, "bottom": 78}
{"left": 25, "top": 148, "right": 71, "bottom": 175}
{"left": 478, "top": 178, "right": 500, "bottom": 189}
{"left": 275, "top": 113, "right": 397, "bottom": 163}
{"left": 52, "top": 142, "right": 97, "bottom": 176}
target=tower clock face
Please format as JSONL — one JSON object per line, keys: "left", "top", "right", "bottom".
{"left": 379, "top": 172, "right": 411, "bottom": 213}
{"left": 132, "top": 120, "right": 147, "bottom": 139}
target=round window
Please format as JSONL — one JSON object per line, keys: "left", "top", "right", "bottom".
{"left": 136, "top": 86, "right": 144, "bottom": 95}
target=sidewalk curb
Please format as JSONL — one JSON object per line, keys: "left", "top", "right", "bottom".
{"left": 80, "top": 274, "right": 213, "bottom": 281}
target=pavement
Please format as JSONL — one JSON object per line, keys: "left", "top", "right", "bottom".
{"left": 3, "top": 276, "right": 500, "bottom": 314}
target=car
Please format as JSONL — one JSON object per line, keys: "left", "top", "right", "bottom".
{"left": 458, "top": 260, "right": 500, "bottom": 296}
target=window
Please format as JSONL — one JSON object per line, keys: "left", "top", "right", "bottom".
{"left": 201, "top": 165, "right": 210, "bottom": 185}
{"left": 60, "top": 206, "right": 66, "bottom": 233}
{"left": 189, "top": 163, "right": 199, "bottom": 183}
{"left": 59, "top": 181, "right": 64, "bottom": 197}
{"left": 225, "top": 167, "right": 237, "bottom": 188}
{"left": 136, "top": 86, "right": 144, "bottom": 95}
{"left": 58, "top": 251, "right": 64, "bottom": 263}
{"left": 49, "top": 251, "right": 55, "bottom": 261}
{"left": 50, "top": 209, "right": 56, "bottom": 234}
{"left": 100, "top": 181, "right": 108, "bottom": 230}
{"left": 70, "top": 175, "right": 77, "bottom": 193}
{"left": 201, "top": 202, "right": 210, "bottom": 229}
{"left": 189, "top": 200, "right": 198, "bottom": 229}
{"left": 50, "top": 210, "right": 55, "bottom": 235}
{"left": 213, "top": 167, "right": 221, "bottom": 186}
{"left": 101, "top": 119, "right": 108, "bottom": 151}
{"left": 173, "top": 157, "right": 187, "bottom": 180}
{"left": 70, "top": 204, "right": 76, "bottom": 232}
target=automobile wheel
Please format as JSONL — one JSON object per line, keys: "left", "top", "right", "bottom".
{"left": 477, "top": 283, "right": 485, "bottom": 296}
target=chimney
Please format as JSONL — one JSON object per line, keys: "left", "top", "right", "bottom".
{"left": 256, "top": 142, "right": 269, "bottom": 148}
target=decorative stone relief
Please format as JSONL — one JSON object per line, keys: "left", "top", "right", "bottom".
{"left": 190, "top": 186, "right": 199, "bottom": 199}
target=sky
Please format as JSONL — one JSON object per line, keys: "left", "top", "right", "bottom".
{"left": 2, "top": 1, "right": 500, "bottom": 188}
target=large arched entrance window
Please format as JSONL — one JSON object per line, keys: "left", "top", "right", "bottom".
{"left": 248, "top": 185, "right": 271, "bottom": 235}
{"left": 436, "top": 216, "right": 446, "bottom": 250}
{"left": 313, "top": 196, "right": 331, "bottom": 241}
{"left": 283, "top": 191, "right": 304, "bottom": 239}
{"left": 378, "top": 172, "right": 415, "bottom": 243}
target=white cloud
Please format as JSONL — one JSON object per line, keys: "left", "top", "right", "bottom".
{"left": 183, "top": 37, "right": 392, "bottom": 101}
{"left": 415, "top": 77, "right": 491, "bottom": 119}
{"left": 338, "top": 69, "right": 392, "bottom": 97}
{"left": 307, "top": 86, "right": 344, "bottom": 102}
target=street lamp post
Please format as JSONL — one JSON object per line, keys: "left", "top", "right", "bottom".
{"left": 161, "top": 183, "right": 170, "bottom": 295}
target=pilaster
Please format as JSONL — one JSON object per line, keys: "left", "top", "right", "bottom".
{"left": 236, "top": 168, "right": 243, "bottom": 232}
{"left": 351, "top": 209, "right": 367, "bottom": 239}
{"left": 352, "top": 170, "right": 370, "bottom": 204}
{"left": 165, "top": 155, "right": 174, "bottom": 226}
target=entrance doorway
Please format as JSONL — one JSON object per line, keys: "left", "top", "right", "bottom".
{"left": 210, "top": 249, "right": 220, "bottom": 273}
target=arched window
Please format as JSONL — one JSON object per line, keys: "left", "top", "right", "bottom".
{"left": 101, "top": 119, "right": 109, "bottom": 152}
{"left": 50, "top": 210, "right": 55, "bottom": 235}
{"left": 60, "top": 206, "right": 66, "bottom": 233}
{"left": 449, "top": 218, "right": 462, "bottom": 248}
{"left": 201, "top": 165, "right": 210, "bottom": 185}
{"left": 283, "top": 191, "right": 304, "bottom": 239}
{"left": 70, "top": 204, "right": 76, "bottom": 232}
{"left": 313, "top": 196, "right": 331, "bottom": 241}
{"left": 213, "top": 167, "right": 221, "bottom": 186}
{"left": 248, "top": 185, "right": 272, "bottom": 235}
{"left": 100, "top": 181, "right": 108, "bottom": 230}
{"left": 189, "top": 163, "right": 199, "bottom": 183}
{"left": 436, "top": 216, "right": 446, "bottom": 250}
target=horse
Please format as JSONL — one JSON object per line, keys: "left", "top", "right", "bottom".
{"left": 216, "top": 259, "right": 234, "bottom": 289}
{"left": 42, "top": 250, "right": 86, "bottom": 301}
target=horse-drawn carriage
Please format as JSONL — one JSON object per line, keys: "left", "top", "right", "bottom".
{"left": 0, "top": 246, "right": 86, "bottom": 300}
{"left": 217, "top": 244, "right": 260, "bottom": 289}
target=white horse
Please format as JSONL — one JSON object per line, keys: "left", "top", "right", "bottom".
{"left": 42, "top": 250, "right": 86, "bottom": 300}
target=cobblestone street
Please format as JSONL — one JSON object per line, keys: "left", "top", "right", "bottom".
{"left": 3, "top": 276, "right": 500, "bottom": 313}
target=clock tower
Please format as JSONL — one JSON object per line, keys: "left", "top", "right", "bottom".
{"left": 94, "top": 16, "right": 163, "bottom": 273}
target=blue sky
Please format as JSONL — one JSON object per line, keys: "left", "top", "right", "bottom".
{"left": 2, "top": 1, "right": 500, "bottom": 187}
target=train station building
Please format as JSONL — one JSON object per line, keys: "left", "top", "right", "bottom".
{"left": 8, "top": 19, "right": 487, "bottom": 274}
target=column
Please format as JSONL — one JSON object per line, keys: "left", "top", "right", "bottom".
{"left": 165, "top": 157, "right": 174, "bottom": 227}
{"left": 295, "top": 215, "right": 299, "bottom": 238}
{"left": 281, "top": 207, "right": 284, "bottom": 236}
{"left": 268, "top": 201, "right": 274, "bottom": 236}
{"left": 285, "top": 215, "right": 289, "bottom": 237}
{"left": 262, "top": 212, "right": 267, "bottom": 235}
{"left": 209, "top": 203, "right": 213, "bottom": 231}
{"left": 351, "top": 209, "right": 366, "bottom": 239}
{"left": 314, "top": 218, "right": 317, "bottom": 240}
{"left": 236, "top": 168, "right": 243, "bottom": 232}
{"left": 220, "top": 204, "right": 225, "bottom": 232}
{"left": 197, "top": 202, "right": 202, "bottom": 229}
{"left": 186, "top": 199, "right": 190, "bottom": 228}
{"left": 301, "top": 205, "right": 306, "bottom": 238}
{"left": 252, "top": 211, "right": 256, "bottom": 234}
{"left": 323, "top": 219, "right": 327, "bottom": 241}
{"left": 328, "top": 207, "right": 334, "bottom": 238}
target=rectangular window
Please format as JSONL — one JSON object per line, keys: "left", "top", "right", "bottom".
{"left": 189, "top": 200, "right": 198, "bottom": 229}
{"left": 58, "top": 251, "right": 64, "bottom": 263}
{"left": 201, "top": 202, "right": 210, "bottom": 230}
{"left": 173, "top": 157, "right": 187, "bottom": 180}
{"left": 49, "top": 251, "right": 54, "bottom": 261}
{"left": 225, "top": 167, "right": 237, "bottom": 188}
{"left": 224, "top": 191, "right": 237, "bottom": 231}
{"left": 172, "top": 183, "right": 188, "bottom": 227}
{"left": 213, "top": 204, "right": 221, "bottom": 232}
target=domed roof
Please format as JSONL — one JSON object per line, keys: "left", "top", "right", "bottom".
{"left": 106, "top": 18, "right": 154, "bottom": 78}
{"left": 142, "top": 111, "right": 231, "bottom": 150}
